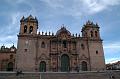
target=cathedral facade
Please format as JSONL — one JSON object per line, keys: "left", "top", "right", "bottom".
{"left": 0, "top": 45, "right": 16, "bottom": 71}
{"left": 16, "top": 15, "right": 105, "bottom": 72}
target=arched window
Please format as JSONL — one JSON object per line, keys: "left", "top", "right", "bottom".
{"left": 81, "top": 44, "right": 85, "bottom": 50}
{"left": 63, "top": 40, "right": 67, "bottom": 48}
{"left": 90, "top": 31, "right": 93, "bottom": 37}
{"left": 29, "top": 26, "right": 33, "bottom": 34}
{"left": 41, "top": 42, "right": 45, "bottom": 48}
{"left": 39, "top": 61, "right": 46, "bottom": 72}
{"left": 95, "top": 31, "right": 98, "bottom": 37}
{"left": 24, "top": 25, "right": 27, "bottom": 33}
{"left": 7, "top": 62, "right": 14, "bottom": 71}
{"left": 96, "top": 50, "right": 98, "bottom": 54}
{"left": 81, "top": 61, "right": 87, "bottom": 71}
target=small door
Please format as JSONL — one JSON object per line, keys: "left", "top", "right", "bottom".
{"left": 7, "top": 62, "right": 13, "bottom": 71}
{"left": 39, "top": 61, "right": 46, "bottom": 72}
{"left": 81, "top": 61, "right": 87, "bottom": 71}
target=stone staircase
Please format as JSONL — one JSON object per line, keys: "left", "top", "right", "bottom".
{"left": 0, "top": 70, "right": 120, "bottom": 79}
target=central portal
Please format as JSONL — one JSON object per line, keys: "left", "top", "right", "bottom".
{"left": 61, "top": 54, "right": 70, "bottom": 72}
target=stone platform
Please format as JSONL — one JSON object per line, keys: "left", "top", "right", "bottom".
{"left": 0, "top": 70, "right": 120, "bottom": 79}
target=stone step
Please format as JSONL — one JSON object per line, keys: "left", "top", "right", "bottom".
{"left": 0, "top": 71, "right": 120, "bottom": 79}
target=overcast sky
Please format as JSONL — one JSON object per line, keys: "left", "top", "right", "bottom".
{"left": 0, "top": 0, "right": 120, "bottom": 64}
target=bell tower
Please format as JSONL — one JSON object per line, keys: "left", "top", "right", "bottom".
{"left": 81, "top": 20, "right": 105, "bottom": 71}
{"left": 16, "top": 15, "right": 38, "bottom": 71}
{"left": 81, "top": 20, "right": 100, "bottom": 39}
{"left": 20, "top": 15, "right": 38, "bottom": 35}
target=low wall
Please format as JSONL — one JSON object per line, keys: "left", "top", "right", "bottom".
{"left": 0, "top": 70, "right": 120, "bottom": 79}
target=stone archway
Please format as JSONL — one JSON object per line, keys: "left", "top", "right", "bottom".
{"left": 81, "top": 61, "right": 87, "bottom": 71}
{"left": 7, "top": 62, "right": 13, "bottom": 71}
{"left": 61, "top": 54, "right": 70, "bottom": 72}
{"left": 39, "top": 61, "right": 46, "bottom": 72}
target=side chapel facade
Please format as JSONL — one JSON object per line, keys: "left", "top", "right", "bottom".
{"left": 0, "top": 45, "right": 16, "bottom": 71}
{"left": 16, "top": 15, "right": 105, "bottom": 72}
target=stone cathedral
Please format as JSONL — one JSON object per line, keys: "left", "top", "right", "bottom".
{"left": 16, "top": 15, "right": 105, "bottom": 72}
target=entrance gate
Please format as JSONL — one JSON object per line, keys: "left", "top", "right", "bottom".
{"left": 39, "top": 61, "right": 46, "bottom": 72}
{"left": 61, "top": 54, "right": 70, "bottom": 72}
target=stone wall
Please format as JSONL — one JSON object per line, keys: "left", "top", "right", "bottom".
{"left": 0, "top": 70, "right": 120, "bottom": 79}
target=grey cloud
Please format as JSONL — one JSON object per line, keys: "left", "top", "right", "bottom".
{"left": 39, "top": 0, "right": 120, "bottom": 16}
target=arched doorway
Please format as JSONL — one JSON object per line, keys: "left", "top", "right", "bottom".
{"left": 7, "top": 62, "right": 13, "bottom": 71}
{"left": 61, "top": 54, "right": 70, "bottom": 72}
{"left": 39, "top": 61, "right": 46, "bottom": 72}
{"left": 81, "top": 61, "right": 87, "bottom": 71}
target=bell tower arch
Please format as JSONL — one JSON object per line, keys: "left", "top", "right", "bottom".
{"left": 20, "top": 15, "right": 38, "bottom": 35}
{"left": 81, "top": 20, "right": 100, "bottom": 39}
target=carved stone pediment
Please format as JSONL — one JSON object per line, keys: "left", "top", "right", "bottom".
{"left": 79, "top": 54, "right": 88, "bottom": 60}
{"left": 38, "top": 53, "right": 49, "bottom": 60}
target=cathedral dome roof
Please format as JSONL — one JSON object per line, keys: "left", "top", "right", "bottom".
{"left": 10, "top": 45, "right": 16, "bottom": 49}
{"left": 56, "top": 27, "right": 71, "bottom": 36}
